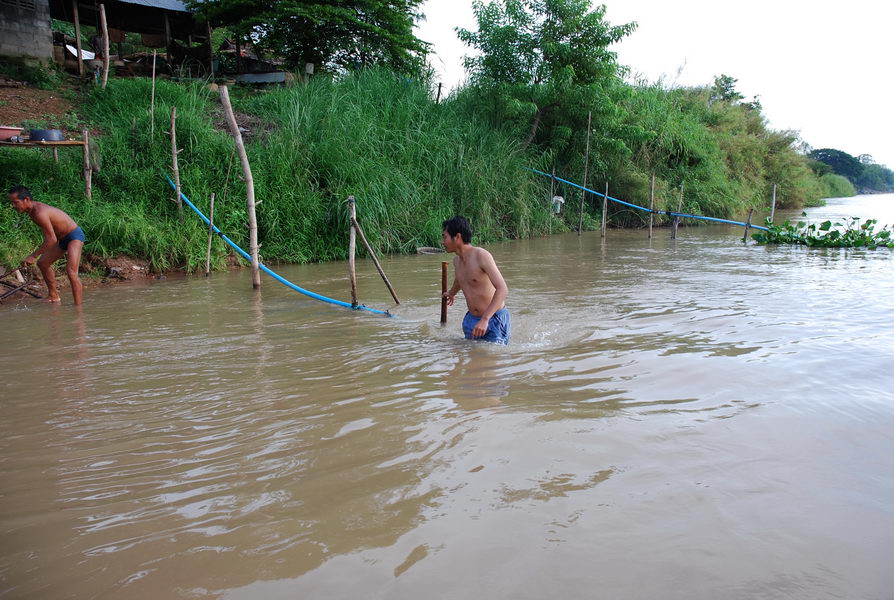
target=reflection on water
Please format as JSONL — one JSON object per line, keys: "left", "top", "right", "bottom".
{"left": 2, "top": 195, "right": 893, "bottom": 599}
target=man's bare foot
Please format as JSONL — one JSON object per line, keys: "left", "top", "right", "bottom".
{"left": 43, "top": 297, "right": 62, "bottom": 303}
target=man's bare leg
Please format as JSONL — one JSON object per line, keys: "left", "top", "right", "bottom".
{"left": 37, "top": 244, "right": 65, "bottom": 303}
{"left": 66, "top": 240, "right": 84, "bottom": 305}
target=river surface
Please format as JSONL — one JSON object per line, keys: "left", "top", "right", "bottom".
{"left": 2, "top": 194, "right": 893, "bottom": 599}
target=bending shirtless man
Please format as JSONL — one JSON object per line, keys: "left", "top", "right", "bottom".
{"left": 441, "top": 216, "right": 510, "bottom": 344}
{"left": 9, "top": 186, "right": 85, "bottom": 304}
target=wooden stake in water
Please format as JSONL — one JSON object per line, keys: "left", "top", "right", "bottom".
{"left": 220, "top": 85, "right": 261, "bottom": 289}
{"left": 601, "top": 181, "right": 608, "bottom": 238}
{"left": 441, "top": 261, "right": 448, "bottom": 323}
{"left": 648, "top": 172, "right": 655, "bottom": 239}
{"left": 743, "top": 208, "right": 754, "bottom": 242}
{"left": 351, "top": 215, "right": 400, "bottom": 304}
{"left": 770, "top": 183, "right": 777, "bottom": 223}
{"left": 672, "top": 182, "right": 684, "bottom": 240}
{"left": 150, "top": 50, "right": 157, "bottom": 137}
{"left": 169, "top": 106, "right": 183, "bottom": 218}
{"left": 347, "top": 196, "right": 358, "bottom": 307}
{"left": 578, "top": 110, "right": 592, "bottom": 235}
{"left": 99, "top": 3, "right": 110, "bottom": 89}
{"left": 205, "top": 193, "right": 215, "bottom": 276}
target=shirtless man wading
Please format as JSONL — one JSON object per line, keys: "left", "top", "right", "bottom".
{"left": 8, "top": 185, "right": 85, "bottom": 305}
{"left": 441, "top": 216, "right": 510, "bottom": 344}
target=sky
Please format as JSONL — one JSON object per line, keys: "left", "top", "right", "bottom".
{"left": 416, "top": 0, "right": 894, "bottom": 168}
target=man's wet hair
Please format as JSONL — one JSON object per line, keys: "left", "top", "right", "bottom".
{"left": 9, "top": 185, "right": 31, "bottom": 200}
{"left": 443, "top": 216, "right": 472, "bottom": 244}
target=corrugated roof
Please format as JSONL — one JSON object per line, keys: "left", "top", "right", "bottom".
{"left": 116, "top": 0, "right": 192, "bottom": 13}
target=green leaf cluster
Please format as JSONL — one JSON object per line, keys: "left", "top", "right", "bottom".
{"left": 752, "top": 215, "right": 894, "bottom": 249}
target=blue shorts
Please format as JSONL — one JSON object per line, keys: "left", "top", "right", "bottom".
{"left": 462, "top": 308, "right": 511, "bottom": 345}
{"left": 59, "top": 226, "right": 86, "bottom": 251}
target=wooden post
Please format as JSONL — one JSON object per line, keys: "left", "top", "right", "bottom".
{"left": 578, "top": 110, "right": 592, "bottom": 235}
{"left": 436, "top": 82, "right": 443, "bottom": 103}
{"left": 219, "top": 86, "right": 261, "bottom": 288}
{"left": 440, "top": 261, "right": 448, "bottom": 323}
{"left": 347, "top": 196, "right": 358, "bottom": 307}
{"left": 205, "top": 193, "right": 215, "bottom": 276}
{"left": 164, "top": 12, "right": 171, "bottom": 65}
{"left": 207, "top": 22, "right": 215, "bottom": 76}
{"left": 601, "top": 181, "right": 608, "bottom": 238}
{"left": 72, "top": 0, "right": 84, "bottom": 77}
{"left": 648, "top": 172, "right": 655, "bottom": 238}
{"left": 672, "top": 182, "right": 683, "bottom": 240}
{"left": 770, "top": 183, "right": 777, "bottom": 223}
{"left": 743, "top": 208, "right": 754, "bottom": 242}
{"left": 351, "top": 215, "right": 400, "bottom": 304}
{"left": 82, "top": 129, "right": 92, "bottom": 199}
{"left": 169, "top": 106, "right": 183, "bottom": 218}
{"left": 150, "top": 50, "right": 157, "bottom": 137}
{"left": 99, "top": 4, "right": 110, "bottom": 89}
{"left": 53, "top": 148, "right": 59, "bottom": 162}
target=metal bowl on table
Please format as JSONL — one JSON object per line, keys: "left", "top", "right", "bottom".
{"left": 29, "top": 129, "right": 65, "bottom": 142}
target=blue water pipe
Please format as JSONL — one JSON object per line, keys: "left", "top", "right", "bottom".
{"left": 166, "top": 177, "right": 392, "bottom": 317}
{"left": 529, "top": 168, "right": 770, "bottom": 232}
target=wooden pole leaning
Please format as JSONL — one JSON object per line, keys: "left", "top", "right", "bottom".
{"left": 351, "top": 215, "right": 400, "bottom": 305}
{"left": 205, "top": 193, "right": 215, "bottom": 276}
{"left": 440, "top": 261, "right": 448, "bottom": 323}
{"left": 743, "top": 208, "right": 754, "bottom": 242}
{"left": 219, "top": 85, "right": 261, "bottom": 289}
{"left": 672, "top": 182, "right": 683, "bottom": 240}
{"left": 169, "top": 106, "right": 183, "bottom": 218}
{"left": 150, "top": 50, "right": 157, "bottom": 137}
{"left": 72, "top": 0, "right": 83, "bottom": 77}
{"left": 648, "top": 172, "right": 655, "bottom": 239}
{"left": 347, "top": 196, "right": 358, "bottom": 307}
{"left": 770, "top": 184, "right": 777, "bottom": 223}
{"left": 82, "top": 128, "right": 92, "bottom": 199}
{"left": 601, "top": 181, "right": 608, "bottom": 238}
{"left": 99, "top": 4, "right": 110, "bottom": 89}
{"left": 578, "top": 110, "right": 592, "bottom": 235}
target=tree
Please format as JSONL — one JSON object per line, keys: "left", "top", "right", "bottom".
{"left": 188, "top": 0, "right": 429, "bottom": 74}
{"left": 456, "top": 0, "right": 636, "bottom": 152}
{"left": 808, "top": 148, "right": 863, "bottom": 182}
{"left": 710, "top": 74, "right": 744, "bottom": 104}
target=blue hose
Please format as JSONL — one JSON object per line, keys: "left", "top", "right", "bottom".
{"left": 166, "top": 177, "right": 392, "bottom": 316}
{"left": 529, "top": 168, "right": 770, "bottom": 232}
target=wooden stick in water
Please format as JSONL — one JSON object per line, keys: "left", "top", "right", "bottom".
{"left": 672, "top": 182, "right": 683, "bottom": 240}
{"left": 441, "top": 261, "right": 448, "bottom": 323}
{"left": 347, "top": 197, "right": 358, "bottom": 307}
{"left": 351, "top": 216, "right": 400, "bottom": 304}
{"left": 219, "top": 85, "right": 261, "bottom": 288}
{"left": 770, "top": 183, "right": 777, "bottom": 223}
{"left": 205, "top": 193, "right": 215, "bottom": 276}
{"left": 743, "top": 208, "right": 754, "bottom": 242}
{"left": 578, "top": 110, "right": 591, "bottom": 235}
{"left": 601, "top": 181, "right": 608, "bottom": 238}
{"left": 648, "top": 172, "right": 655, "bottom": 239}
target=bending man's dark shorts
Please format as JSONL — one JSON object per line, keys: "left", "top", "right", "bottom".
{"left": 462, "top": 308, "right": 511, "bottom": 345}
{"left": 59, "top": 226, "right": 86, "bottom": 251}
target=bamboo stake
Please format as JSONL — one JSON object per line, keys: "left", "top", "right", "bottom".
{"left": 150, "top": 50, "right": 157, "bottom": 137}
{"left": 351, "top": 216, "right": 400, "bottom": 304}
{"left": 169, "top": 106, "right": 183, "bottom": 218}
{"left": 205, "top": 192, "right": 215, "bottom": 276}
{"left": 672, "top": 182, "right": 683, "bottom": 240}
{"left": 82, "top": 128, "right": 92, "bottom": 199}
{"left": 72, "top": 0, "right": 83, "bottom": 77}
{"left": 743, "top": 208, "right": 754, "bottom": 242}
{"left": 770, "top": 183, "right": 777, "bottom": 223}
{"left": 219, "top": 85, "right": 260, "bottom": 288}
{"left": 440, "top": 261, "right": 448, "bottom": 323}
{"left": 601, "top": 181, "right": 608, "bottom": 238}
{"left": 99, "top": 4, "right": 110, "bottom": 89}
{"left": 53, "top": 147, "right": 58, "bottom": 162}
{"left": 648, "top": 172, "right": 655, "bottom": 238}
{"left": 347, "top": 196, "right": 358, "bottom": 307}
{"left": 578, "top": 110, "right": 592, "bottom": 235}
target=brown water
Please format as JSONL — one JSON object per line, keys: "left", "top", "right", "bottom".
{"left": 2, "top": 195, "right": 894, "bottom": 599}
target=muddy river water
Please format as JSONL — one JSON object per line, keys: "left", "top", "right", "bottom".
{"left": 2, "top": 195, "right": 893, "bottom": 599}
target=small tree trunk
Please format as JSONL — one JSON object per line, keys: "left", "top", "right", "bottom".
{"left": 99, "top": 4, "right": 110, "bottom": 89}
{"left": 170, "top": 106, "right": 183, "bottom": 218}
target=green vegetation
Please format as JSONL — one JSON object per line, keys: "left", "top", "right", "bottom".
{"left": 809, "top": 148, "right": 894, "bottom": 193}
{"left": 753, "top": 215, "right": 893, "bottom": 249}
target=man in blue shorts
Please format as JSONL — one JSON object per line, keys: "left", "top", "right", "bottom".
{"left": 9, "top": 185, "right": 85, "bottom": 304}
{"left": 441, "top": 216, "right": 510, "bottom": 344}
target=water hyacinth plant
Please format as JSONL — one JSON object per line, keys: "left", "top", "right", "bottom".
{"left": 753, "top": 214, "right": 894, "bottom": 249}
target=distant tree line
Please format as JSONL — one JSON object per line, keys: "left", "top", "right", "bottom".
{"left": 807, "top": 149, "right": 894, "bottom": 193}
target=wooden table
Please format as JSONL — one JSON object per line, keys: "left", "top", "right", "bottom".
{"left": 0, "top": 133, "right": 93, "bottom": 198}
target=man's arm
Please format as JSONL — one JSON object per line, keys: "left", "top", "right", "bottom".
{"left": 471, "top": 250, "right": 508, "bottom": 337}
{"left": 22, "top": 210, "right": 58, "bottom": 266}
